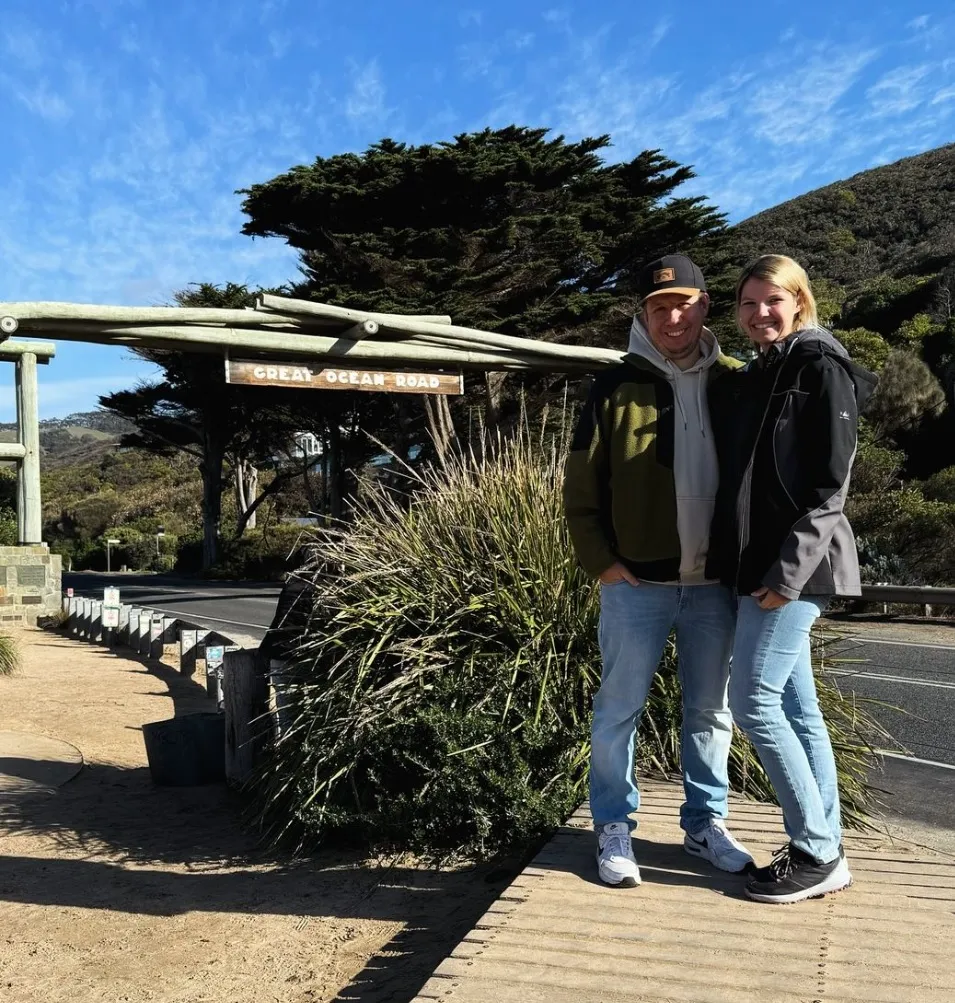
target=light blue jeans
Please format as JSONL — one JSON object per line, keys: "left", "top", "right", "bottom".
{"left": 729, "top": 596, "right": 842, "bottom": 863}
{"left": 590, "top": 581, "right": 735, "bottom": 834}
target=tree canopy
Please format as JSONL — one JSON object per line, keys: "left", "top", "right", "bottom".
{"left": 239, "top": 126, "right": 725, "bottom": 350}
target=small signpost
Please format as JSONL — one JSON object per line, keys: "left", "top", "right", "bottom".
{"left": 102, "top": 587, "right": 121, "bottom": 635}
{"left": 105, "top": 537, "right": 121, "bottom": 573}
{"left": 225, "top": 358, "right": 464, "bottom": 396}
{"left": 204, "top": 644, "right": 227, "bottom": 706}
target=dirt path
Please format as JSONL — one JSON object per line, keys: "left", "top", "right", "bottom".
{"left": 0, "top": 628, "right": 510, "bottom": 1003}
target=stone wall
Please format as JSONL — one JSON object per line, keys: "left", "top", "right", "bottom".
{"left": 0, "top": 545, "right": 63, "bottom": 624}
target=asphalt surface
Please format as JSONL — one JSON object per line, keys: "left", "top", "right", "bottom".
{"left": 64, "top": 572, "right": 282, "bottom": 643}
{"left": 818, "top": 625, "right": 955, "bottom": 831}
{"left": 63, "top": 572, "right": 955, "bottom": 831}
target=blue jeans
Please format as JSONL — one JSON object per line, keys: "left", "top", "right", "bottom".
{"left": 729, "top": 596, "right": 842, "bottom": 863}
{"left": 590, "top": 581, "right": 735, "bottom": 833}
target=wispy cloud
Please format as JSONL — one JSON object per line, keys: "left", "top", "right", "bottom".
{"left": 867, "top": 64, "right": 932, "bottom": 116}
{"left": 268, "top": 30, "right": 292, "bottom": 59}
{"left": 648, "top": 19, "right": 671, "bottom": 50}
{"left": 344, "top": 60, "right": 389, "bottom": 125}
{"left": 908, "top": 14, "right": 931, "bottom": 31}
{"left": 2, "top": 23, "right": 47, "bottom": 70}
{"left": 11, "top": 79, "right": 71, "bottom": 121}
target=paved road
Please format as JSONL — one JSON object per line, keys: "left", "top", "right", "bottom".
{"left": 819, "top": 626, "right": 955, "bottom": 831}
{"left": 63, "top": 573, "right": 955, "bottom": 829}
{"left": 64, "top": 572, "right": 282, "bottom": 642}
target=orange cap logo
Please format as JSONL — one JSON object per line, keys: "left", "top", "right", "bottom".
{"left": 653, "top": 268, "right": 675, "bottom": 284}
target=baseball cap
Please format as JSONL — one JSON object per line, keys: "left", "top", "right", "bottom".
{"left": 637, "top": 253, "right": 706, "bottom": 301}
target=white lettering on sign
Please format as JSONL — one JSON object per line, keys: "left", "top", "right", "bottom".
{"left": 395, "top": 374, "right": 442, "bottom": 389}
{"left": 227, "top": 359, "right": 462, "bottom": 395}
{"left": 256, "top": 366, "right": 314, "bottom": 382}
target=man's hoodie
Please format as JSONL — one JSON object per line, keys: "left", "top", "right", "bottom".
{"left": 625, "top": 318, "right": 723, "bottom": 584}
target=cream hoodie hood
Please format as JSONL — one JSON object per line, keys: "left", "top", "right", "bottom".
{"left": 626, "top": 317, "right": 723, "bottom": 583}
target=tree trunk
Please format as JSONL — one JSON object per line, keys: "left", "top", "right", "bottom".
{"left": 201, "top": 420, "right": 225, "bottom": 570}
{"left": 484, "top": 371, "right": 507, "bottom": 429}
{"left": 235, "top": 460, "right": 247, "bottom": 518}
{"left": 328, "top": 423, "right": 343, "bottom": 519}
{"left": 236, "top": 460, "right": 259, "bottom": 531}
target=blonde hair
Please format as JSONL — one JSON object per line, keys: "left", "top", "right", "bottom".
{"left": 735, "top": 254, "right": 818, "bottom": 334}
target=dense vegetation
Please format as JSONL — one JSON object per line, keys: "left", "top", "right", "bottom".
{"left": 254, "top": 419, "right": 890, "bottom": 857}
{"left": 40, "top": 137, "right": 955, "bottom": 590}
{"left": 36, "top": 131, "right": 948, "bottom": 856}
{"left": 40, "top": 438, "right": 307, "bottom": 578}
{"left": 700, "top": 143, "right": 955, "bottom": 587}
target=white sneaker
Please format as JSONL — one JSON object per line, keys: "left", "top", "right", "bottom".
{"left": 596, "top": 822, "right": 641, "bottom": 887}
{"left": 684, "top": 819, "right": 754, "bottom": 873}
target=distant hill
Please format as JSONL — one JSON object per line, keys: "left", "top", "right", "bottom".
{"left": 725, "top": 143, "right": 955, "bottom": 289}
{"left": 0, "top": 410, "right": 133, "bottom": 469}
{"left": 0, "top": 410, "right": 133, "bottom": 437}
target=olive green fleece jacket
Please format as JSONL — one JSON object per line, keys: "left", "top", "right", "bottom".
{"left": 563, "top": 325, "right": 741, "bottom": 583}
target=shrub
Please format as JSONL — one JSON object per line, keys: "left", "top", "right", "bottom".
{"left": 920, "top": 466, "right": 955, "bottom": 504}
{"left": 847, "top": 487, "right": 955, "bottom": 584}
{"left": 0, "top": 506, "right": 17, "bottom": 546}
{"left": 833, "top": 328, "right": 891, "bottom": 373}
{"left": 208, "top": 524, "right": 306, "bottom": 580}
{"left": 0, "top": 633, "right": 20, "bottom": 676}
{"left": 252, "top": 414, "right": 893, "bottom": 859}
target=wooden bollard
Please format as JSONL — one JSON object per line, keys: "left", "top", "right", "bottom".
{"left": 149, "top": 616, "right": 178, "bottom": 660}
{"left": 117, "top": 604, "right": 131, "bottom": 644}
{"left": 90, "top": 601, "right": 103, "bottom": 643}
{"left": 141, "top": 613, "right": 163, "bottom": 657}
{"left": 222, "top": 648, "right": 268, "bottom": 787}
{"left": 127, "top": 608, "right": 143, "bottom": 650}
{"left": 179, "top": 628, "right": 209, "bottom": 678}
{"left": 80, "top": 598, "right": 92, "bottom": 638}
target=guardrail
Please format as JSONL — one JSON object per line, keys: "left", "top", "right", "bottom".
{"left": 859, "top": 584, "right": 955, "bottom": 615}
{"left": 58, "top": 581, "right": 952, "bottom": 788}
{"left": 59, "top": 592, "right": 260, "bottom": 784}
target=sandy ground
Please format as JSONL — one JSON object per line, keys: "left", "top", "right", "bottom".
{"left": 0, "top": 628, "right": 513, "bottom": 1003}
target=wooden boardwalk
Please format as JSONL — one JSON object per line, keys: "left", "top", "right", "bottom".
{"left": 413, "top": 783, "right": 955, "bottom": 1003}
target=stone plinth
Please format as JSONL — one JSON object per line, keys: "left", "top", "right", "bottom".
{"left": 0, "top": 545, "right": 63, "bottom": 624}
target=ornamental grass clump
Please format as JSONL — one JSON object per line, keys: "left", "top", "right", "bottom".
{"left": 253, "top": 413, "right": 893, "bottom": 858}
{"left": 0, "top": 632, "right": 20, "bottom": 676}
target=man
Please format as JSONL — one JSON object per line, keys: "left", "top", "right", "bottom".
{"left": 563, "top": 253, "right": 753, "bottom": 887}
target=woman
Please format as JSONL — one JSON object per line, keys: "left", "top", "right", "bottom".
{"left": 706, "top": 254, "right": 878, "bottom": 905}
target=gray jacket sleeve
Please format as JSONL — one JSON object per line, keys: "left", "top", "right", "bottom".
{"left": 763, "top": 358, "right": 858, "bottom": 600}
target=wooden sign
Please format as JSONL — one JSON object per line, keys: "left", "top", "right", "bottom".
{"left": 225, "top": 358, "right": 464, "bottom": 395}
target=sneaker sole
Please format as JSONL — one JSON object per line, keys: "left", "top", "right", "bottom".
{"left": 596, "top": 854, "right": 641, "bottom": 888}
{"left": 683, "top": 840, "right": 754, "bottom": 874}
{"left": 601, "top": 874, "right": 641, "bottom": 888}
{"left": 745, "top": 872, "right": 853, "bottom": 905}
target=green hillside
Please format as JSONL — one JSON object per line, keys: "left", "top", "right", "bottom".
{"left": 728, "top": 143, "right": 955, "bottom": 287}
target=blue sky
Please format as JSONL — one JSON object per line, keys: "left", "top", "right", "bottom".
{"left": 1, "top": 0, "right": 954, "bottom": 420}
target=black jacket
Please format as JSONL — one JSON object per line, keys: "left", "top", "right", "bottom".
{"left": 706, "top": 328, "right": 878, "bottom": 599}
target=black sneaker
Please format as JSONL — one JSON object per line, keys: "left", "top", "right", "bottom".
{"left": 745, "top": 843, "right": 852, "bottom": 905}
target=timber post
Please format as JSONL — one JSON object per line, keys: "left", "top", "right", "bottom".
{"left": 15, "top": 352, "right": 42, "bottom": 544}
{"left": 222, "top": 648, "right": 268, "bottom": 787}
